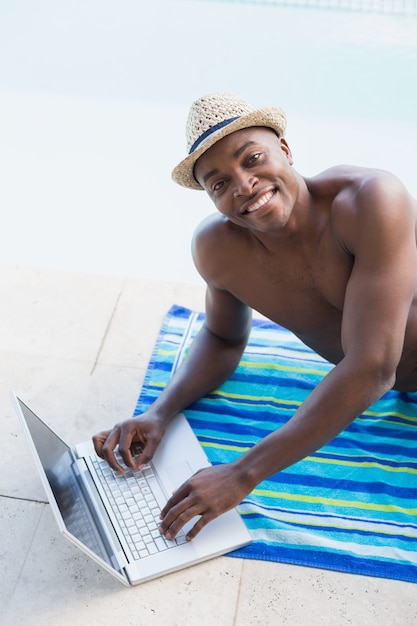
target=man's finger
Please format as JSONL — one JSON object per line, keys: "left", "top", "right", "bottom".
{"left": 92, "top": 430, "right": 110, "bottom": 458}
{"left": 184, "top": 512, "right": 213, "bottom": 541}
{"left": 135, "top": 434, "right": 162, "bottom": 469}
{"left": 100, "top": 427, "right": 125, "bottom": 473}
{"left": 117, "top": 429, "right": 139, "bottom": 470}
{"left": 160, "top": 504, "right": 201, "bottom": 540}
{"left": 160, "top": 482, "right": 189, "bottom": 518}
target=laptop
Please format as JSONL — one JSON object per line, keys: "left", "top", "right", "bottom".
{"left": 11, "top": 393, "right": 251, "bottom": 586}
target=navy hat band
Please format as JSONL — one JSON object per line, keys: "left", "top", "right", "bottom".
{"left": 189, "top": 116, "right": 240, "bottom": 155}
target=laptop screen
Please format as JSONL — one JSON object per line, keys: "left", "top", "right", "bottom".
{"left": 17, "top": 399, "right": 113, "bottom": 566}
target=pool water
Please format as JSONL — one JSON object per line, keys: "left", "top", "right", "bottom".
{"left": 0, "top": 0, "right": 415, "bottom": 283}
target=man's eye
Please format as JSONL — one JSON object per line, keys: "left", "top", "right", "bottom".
{"left": 248, "top": 153, "right": 261, "bottom": 165}
{"left": 213, "top": 180, "right": 225, "bottom": 192}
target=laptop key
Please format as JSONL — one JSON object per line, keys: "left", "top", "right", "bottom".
{"left": 93, "top": 455, "right": 176, "bottom": 559}
{"left": 155, "top": 537, "right": 167, "bottom": 551}
{"left": 175, "top": 534, "right": 188, "bottom": 545}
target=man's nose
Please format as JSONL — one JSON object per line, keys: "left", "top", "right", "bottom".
{"left": 233, "top": 172, "right": 257, "bottom": 197}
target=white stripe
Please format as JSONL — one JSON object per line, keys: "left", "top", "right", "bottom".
{"left": 239, "top": 503, "right": 417, "bottom": 538}
{"left": 250, "top": 527, "right": 417, "bottom": 565}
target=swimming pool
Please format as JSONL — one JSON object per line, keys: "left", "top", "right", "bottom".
{"left": 198, "top": 0, "right": 417, "bottom": 17}
{"left": 0, "top": 0, "right": 415, "bottom": 283}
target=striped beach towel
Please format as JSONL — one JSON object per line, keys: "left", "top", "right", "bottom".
{"left": 135, "top": 305, "right": 417, "bottom": 583}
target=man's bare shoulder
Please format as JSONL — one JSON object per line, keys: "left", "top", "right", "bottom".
{"left": 191, "top": 213, "right": 248, "bottom": 285}
{"left": 308, "top": 165, "right": 417, "bottom": 256}
{"left": 193, "top": 212, "right": 230, "bottom": 238}
{"left": 308, "top": 164, "right": 413, "bottom": 203}
{"left": 308, "top": 165, "right": 416, "bottom": 227}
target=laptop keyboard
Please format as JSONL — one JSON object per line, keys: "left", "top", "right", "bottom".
{"left": 92, "top": 452, "right": 187, "bottom": 560}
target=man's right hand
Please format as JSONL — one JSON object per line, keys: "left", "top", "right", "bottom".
{"left": 92, "top": 410, "right": 166, "bottom": 474}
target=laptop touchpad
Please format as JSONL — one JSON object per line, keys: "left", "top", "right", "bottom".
{"left": 165, "top": 461, "right": 193, "bottom": 492}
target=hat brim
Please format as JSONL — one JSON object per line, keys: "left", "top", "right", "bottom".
{"left": 171, "top": 106, "right": 287, "bottom": 190}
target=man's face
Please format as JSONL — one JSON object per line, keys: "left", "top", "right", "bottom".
{"left": 193, "top": 127, "right": 296, "bottom": 232}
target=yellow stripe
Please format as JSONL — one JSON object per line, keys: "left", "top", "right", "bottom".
{"left": 239, "top": 359, "right": 329, "bottom": 377}
{"left": 147, "top": 382, "right": 167, "bottom": 390}
{"left": 362, "top": 409, "right": 417, "bottom": 425}
{"left": 209, "top": 389, "right": 301, "bottom": 408}
{"left": 201, "top": 440, "right": 417, "bottom": 473}
{"left": 309, "top": 453, "right": 417, "bottom": 475}
{"left": 158, "top": 348, "right": 179, "bottom": 356}
{"left": 201, "top": 441, "right": 250, "bottom": 453}
{"left": 207, "top": 390, "right": 417, "bottom": 428}
{"left": 253, "top": 488, "right": 417, "bottom": 515}
{"left": 201, "top": 439, "right": 417, "bottom": 474}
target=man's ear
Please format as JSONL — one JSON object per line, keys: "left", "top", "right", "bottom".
{"left": 279, "top": 137, "right": 294, "bottom": 166}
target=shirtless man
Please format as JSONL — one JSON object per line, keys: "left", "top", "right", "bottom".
{"left": 93, "top": 93, "right": 417, "bottom": 542}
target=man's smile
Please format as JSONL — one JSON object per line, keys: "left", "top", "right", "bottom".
{"left": 244, "top": 190, "right": 275, "bottom": 214}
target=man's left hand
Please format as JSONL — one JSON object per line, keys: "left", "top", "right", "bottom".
{"left": 159, "top": 463, "right": 247, "bottom": 541}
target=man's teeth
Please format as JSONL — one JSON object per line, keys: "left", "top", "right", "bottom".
{"left": 246, "top": 191, "right": 274, "bottom": 213}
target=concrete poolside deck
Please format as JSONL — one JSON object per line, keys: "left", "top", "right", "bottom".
{"left": 1, "top": 263, "right": 417, "bottom": 625}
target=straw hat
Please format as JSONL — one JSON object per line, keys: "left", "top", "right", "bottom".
{"left": 171, "top": 93, "right": 287, "bottom": 190}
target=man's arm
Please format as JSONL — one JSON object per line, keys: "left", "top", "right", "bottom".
{"left": 244, "top": 174, "right": 417, "bottom": 472}
{"left": 145, "top": 283, "right": 252, "bottom": 420}
{"left": 159, "top": 173, "right": 417, "bottom": 540}
{"left": 93, "top": 283, "right": 252, "bottom": 471}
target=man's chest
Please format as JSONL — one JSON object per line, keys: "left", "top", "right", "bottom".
{"left": 225, "top": 234, "right": 353, "bottom": 336}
